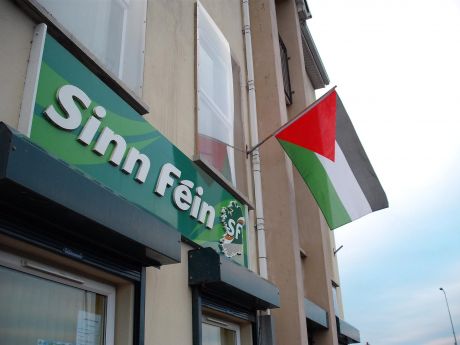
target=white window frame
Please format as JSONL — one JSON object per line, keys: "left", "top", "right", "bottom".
{"left": 114, "top": 0, "right": 129, "bottom": 78}
{"left": 202, "top": 315, "right": 242, "bottom": 345}
{"left": 0, "top": 249, "right": 116, "bottom": 345}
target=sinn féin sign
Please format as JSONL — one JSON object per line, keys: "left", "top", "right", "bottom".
{"left": 43, "top": 84, "right": 217, "bottom": 230}
{"left": 24, "top": 32, "right": 248, "bottom": 267}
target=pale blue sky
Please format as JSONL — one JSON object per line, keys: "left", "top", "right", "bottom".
{"left": 308, "top": 0, "right": 460, "bottom": 344}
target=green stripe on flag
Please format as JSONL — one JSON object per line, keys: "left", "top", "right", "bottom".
{"left": 278, "top": 139, "right": 351, "bottom": 229}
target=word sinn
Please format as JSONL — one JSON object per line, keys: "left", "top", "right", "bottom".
{"left": 43, "top": 84, "right": 216, "bottom": 229}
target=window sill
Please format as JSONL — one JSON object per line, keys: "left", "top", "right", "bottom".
{"left": 194, "top": 155, "right": 254, "bottom": 210}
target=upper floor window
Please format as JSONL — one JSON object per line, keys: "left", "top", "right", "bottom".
{"left": 36, "top": 0, "right": 146, "bottom": 95}
{"left": 196, "top": 2, "right": 248, "bottom": 196}
{"left": 279, "top": 35, "right": 293, "bottom": 105}
{"left": 332, "top": 282, "right": 340, "bottom": 315}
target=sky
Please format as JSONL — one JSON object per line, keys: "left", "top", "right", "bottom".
{"left": 307, "top": 0, "right": 460, "bottom": 344}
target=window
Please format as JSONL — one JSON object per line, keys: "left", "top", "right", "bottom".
{"left": 202, "top": 315, "right": 241, "bottom": 345}
{"left": 332, "top": 282, "right": 339, "bottom": 316}
{"left": 196, "top": 2, "right": 248, "bottom": 196}
{"left": 0, "top": 249, "right": 121, "bottom": 345}
{"left": 35, "top": 0, "right": 146, "bottom": 94}
{"left": 279, "top": 35, "right": 293, "bottom": 105}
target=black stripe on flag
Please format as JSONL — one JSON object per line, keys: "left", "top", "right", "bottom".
{"left": 335, "top": 96, "right": 389, "bottom": 212}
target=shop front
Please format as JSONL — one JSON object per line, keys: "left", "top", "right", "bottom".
{"left": 0, "top": 10, "right": 279, "bottom": 345}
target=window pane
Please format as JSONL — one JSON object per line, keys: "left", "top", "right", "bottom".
{"left": 332, "top": 285, "right": 339, "bottom": 315}
{"left": 202, "top": 323, "right": 236, "bottom": 345}
{"left": 197, "top": 3, "right": 234, "bottom": 150}
{"left": 36, "top": 0, "right": 145, "bottom": 94}
{"left": 0, "top": 265, "right": 107, "bottom": 345}
{"left": 197, "top": 4, "right": 248, "bottom": 195}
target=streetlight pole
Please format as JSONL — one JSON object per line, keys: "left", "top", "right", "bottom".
{"left": 440, "top": 287, "right": 458, "bottom": 345}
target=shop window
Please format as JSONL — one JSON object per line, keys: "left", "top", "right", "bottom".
{"left": 35, "top": 0, "right": 146, "bottom": 94}
{"left": 192, "top": 293, "right": 255, "bottom": 345}
{"left": 0, "top": 247, "right": 133, "bottom": 345}
{"left": 196, "top": 2, "right": 248, "bottom": 197}
{"left": 202, "top": 315, "right": 241, "bottom": 345}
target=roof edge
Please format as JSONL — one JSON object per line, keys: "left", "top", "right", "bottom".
{"left": 300, "top": 22, "right": 330, "bottom": 89}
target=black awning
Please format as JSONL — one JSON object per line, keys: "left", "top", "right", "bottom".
{"left": 188, "top": 247, "right": 280, "bottom": 310}
{"left": 336, "top": 317, "right": 360, "bottom": 344}
{"left": 304, "top": 298, "right": 329, "bottom": 329}
{"left": 0, "top": 123, "right": 180, "bottom": 267}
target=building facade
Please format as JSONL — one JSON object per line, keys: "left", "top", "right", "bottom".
{"left": 0, "top": 1, "right": 359, "bottom": 345}
{"left": 250, "top": 1, "right": 360, "bottom": 345}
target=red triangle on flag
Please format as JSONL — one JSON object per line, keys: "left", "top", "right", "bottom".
{"left": 275, "top": 90, "right": 337, "bottom": 161}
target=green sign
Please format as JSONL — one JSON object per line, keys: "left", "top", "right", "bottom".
{"left": 29, "top": 34, "right": 248, "bottom": 267}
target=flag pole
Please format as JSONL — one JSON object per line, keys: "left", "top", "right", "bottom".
{"left": 246, "top": 86, "right": 337, "bottom": 155}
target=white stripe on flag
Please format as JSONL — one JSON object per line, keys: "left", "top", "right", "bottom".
{"left": 317, "top": 142, "right": 372, "bottom": 220}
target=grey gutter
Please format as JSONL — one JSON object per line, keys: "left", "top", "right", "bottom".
{"left": 188, "top": 247, "right": 280, "bottom": 310}
{"left": 0, "top": 123, "right": 181, "bottom": 266}
{"left": 304, "top": 297, "right": 329, "bottom": 329}
{"left": 300, "top": 22, "right": 330, "bottom": 89}
{"left": 336, "top": 316, "right": 361, "bottom": 344}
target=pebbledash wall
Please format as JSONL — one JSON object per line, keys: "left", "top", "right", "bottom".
{"left": 0, "top": 1, "right": 359, "bottom": 345}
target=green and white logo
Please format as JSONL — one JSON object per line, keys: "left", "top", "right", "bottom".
{"left": 219, "top": 201, "right": 245, "bottom": 258}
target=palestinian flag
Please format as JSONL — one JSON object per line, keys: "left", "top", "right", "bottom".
{"left": 275, "top": 90, "right": 388, "bottom": 229}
